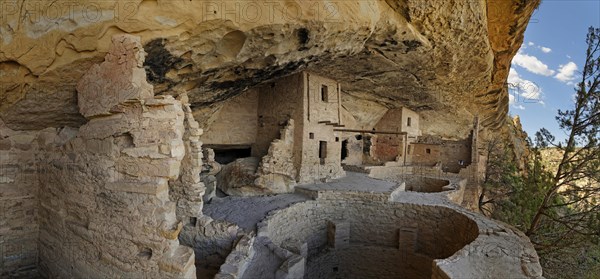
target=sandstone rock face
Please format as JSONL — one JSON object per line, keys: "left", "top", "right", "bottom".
{"left": 0, "top": 0, "right": 538, "bottom": 138}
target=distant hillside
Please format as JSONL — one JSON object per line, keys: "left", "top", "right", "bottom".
{"left": 539, "top": 147, "right": 599, "bottom": 193}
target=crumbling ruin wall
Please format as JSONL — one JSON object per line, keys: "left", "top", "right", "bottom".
{"left": 254, "top": 74, "right": 305, "bottom": 166}
{"left": 169, "top": 93, "right": 205, "bottom": 224}
{"left": 35, "top": 35, "right": 195, "bottom": 278}
{"left": 255, "top": 120, "right": 297, "bottom": 193}
{"left": 216, "top": 120, "right": 298, "bottom": 196}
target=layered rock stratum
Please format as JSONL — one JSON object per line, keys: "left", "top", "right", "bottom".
{"left": 0, "top": 0, "right": 539, "bottom": 138}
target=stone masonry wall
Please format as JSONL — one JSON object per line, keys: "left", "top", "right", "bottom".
{"left": 298, "top": 72, "right": 345, "bottom": 183}
{"left": 35, "top": 35, "right": 195, "bottom": 278}
{"left": 0, "top": 121, "right": 59, "bottom": 278}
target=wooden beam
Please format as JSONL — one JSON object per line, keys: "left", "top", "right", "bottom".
{"left": 333, "top": 128, "right": 407, "bottom": 135}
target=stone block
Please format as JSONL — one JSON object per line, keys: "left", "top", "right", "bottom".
{"left": 157, "top": 245, "right": 195, "bottom": 276}
{"left": 116, "top": 157, "right": 181, "bottom": 179}
{"left": 104, "top": 178, "right": 169, "bottom": 196}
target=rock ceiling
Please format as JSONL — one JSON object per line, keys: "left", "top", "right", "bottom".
{"left": 0, "top": 0, "right": 539, "bottom": 138}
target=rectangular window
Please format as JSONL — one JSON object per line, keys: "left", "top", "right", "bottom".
{"left": 426, "top": 148, "right": 431, "bottom": 154}
{"left": 321, "top": 85, "right": 329, "bottom": 102}
{"left": 407, "top": 117, "right": 412, "bottom": 127}
{"left": 309, "top": 132, "right": 315, "bottom": 139}
{"left": 319, "top": 141, "right": 327, "bottom": 164}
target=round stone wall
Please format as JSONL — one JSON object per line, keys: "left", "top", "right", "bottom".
{"left": 262, "top": 200, "right": 479, "bottom": 279}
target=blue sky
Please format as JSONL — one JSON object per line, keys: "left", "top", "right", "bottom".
{"left": 508, "top": 0, "right": 600, "bottom": 143}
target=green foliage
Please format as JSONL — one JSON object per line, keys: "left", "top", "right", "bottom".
{"left": 489, "top": 148, "right": 549, "bottom": 233}
{"left": 488, "top": 27, "right": 600, "bottom": 278}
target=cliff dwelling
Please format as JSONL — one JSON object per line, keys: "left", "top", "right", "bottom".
{"left": 0, "top": 1, "right": 545, "bottom": 279}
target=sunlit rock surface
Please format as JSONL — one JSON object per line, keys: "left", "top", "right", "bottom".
{"left": 0, "top": 0, "right": 538, "bottom": 137}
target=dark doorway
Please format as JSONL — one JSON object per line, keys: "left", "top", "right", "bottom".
{"left": 319, "top": 141, "right": 327, "bottom": 165}
{"left": 341, "top": 140, "right": 348, "bottom": 161}
{"left": 210, "top": 146, "right": 252, "bottom": 164}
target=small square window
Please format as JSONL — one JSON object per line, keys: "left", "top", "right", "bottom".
{"left": 335, "top": 137, "right": 339, "bottom": 142}
{"left": 309, "top": 133, "right": 314, "bottom": 139}
{"left": 426, "top": 148, "right": 431, "bottom": 154}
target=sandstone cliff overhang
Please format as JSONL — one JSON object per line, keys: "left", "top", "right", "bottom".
{"left": 0, "top": 0, "right": 539, "bottom": 138}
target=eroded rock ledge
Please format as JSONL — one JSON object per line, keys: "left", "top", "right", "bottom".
{"left": 0, "top": 0, "right": 538, "bottom": 137}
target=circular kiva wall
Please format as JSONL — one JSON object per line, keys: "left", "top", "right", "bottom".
{"left": 404, "top": 176, "right": 450, "bottom": 193}
{"left": 262, "top": 200, "right": 478, "bottom": 279}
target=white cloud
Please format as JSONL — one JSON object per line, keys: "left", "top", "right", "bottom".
{"left": 554, "top": 62, "right": 578, "bottom": 83}
{"left": 512, "top": 52, "right": 555, "bottom": 76}
{"left": 539, "top": 46, "right": 552, "bottom": 53}
{"left": 514, "top": 104, "right": 526, "bottom": 110}
{"left": 508, "top": 68, "right": 543, "bottom": 103}
{"left": 509, "top": 93, "right": 515, "bottom": 105}
{"left": 567, "top": 54, "right": 572, "bottom": 59}
{"left": 528, "top": 42, "right": 535, "bottom": 46}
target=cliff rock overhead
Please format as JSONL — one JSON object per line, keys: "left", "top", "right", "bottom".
{"left": 0, "top": 0, "right": 538, "bottom": 136}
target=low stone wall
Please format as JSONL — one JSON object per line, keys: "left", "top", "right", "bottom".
{"left": 367, "top": 165, "right": 467, "bottom": 204}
